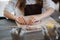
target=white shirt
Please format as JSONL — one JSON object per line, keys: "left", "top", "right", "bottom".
{"left": 55, "top": 2, "right": 59, "bottom": 11}
{"left": 5, "top": 0, "right": 18, "bottom": 15}
{"left": 26, "top": 0, "right": 36, "bottom": 5}
{"left": 5, "top": 0, "right": 58, "bottom": 16}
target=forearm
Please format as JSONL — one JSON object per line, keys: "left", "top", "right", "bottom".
{"left": 38, "top": 8, "right": 55, "bottom": 20}
{"left": 4, "top": 10, "right": 15, "bottom": 20}
{"left": 28, "top": 8, "right": 55, "bottom": 21}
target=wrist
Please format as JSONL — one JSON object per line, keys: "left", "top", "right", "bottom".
{"left": 34, "top": 15, "right": 41, "bottom": 21}
{"left": 14, "top": 16, "right": 17, "bottom": 20}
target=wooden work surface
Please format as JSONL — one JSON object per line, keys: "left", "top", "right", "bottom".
{"left": 16, "top": 16, "right": 60, "bottom": 29}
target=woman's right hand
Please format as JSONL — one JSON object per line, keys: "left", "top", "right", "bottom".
{"left": 15, "top": 16, "right": 27, "bottom": 25}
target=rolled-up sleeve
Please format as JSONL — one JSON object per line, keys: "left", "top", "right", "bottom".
{"left": 4, "top": 0, "right": 17, "bottom": 15}
{"left": 45, "top": 0, "right": 55, "bottom": 9}
{"left": 5, "top": 5, "right": 14, "bottom": 13}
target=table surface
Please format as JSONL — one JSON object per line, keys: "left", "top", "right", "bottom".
{"left": 0, "top": 16, "right": 60, "bottom": 40}
{"left": 0, "top": 19, "right": 17, "bottom": 40}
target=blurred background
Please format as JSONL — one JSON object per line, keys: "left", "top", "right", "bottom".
{"left": 0, "top": 0, "right": 59, "bottom": 40}
{"left": 0, "top": 0, "right": 12, "bottom": 40}
{"left": 0, "top": 0, "right": 9, "bottom": 17}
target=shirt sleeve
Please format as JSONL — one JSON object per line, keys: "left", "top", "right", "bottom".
{"left": 45, "top": 0, "right": 55, "bottom": 9}
{"left": 4, "top": 0, "right": 17, "bottom": 15}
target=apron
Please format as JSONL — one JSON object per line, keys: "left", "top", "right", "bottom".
{"left": 24, "top": 4, "right": 43, "bottom": 16}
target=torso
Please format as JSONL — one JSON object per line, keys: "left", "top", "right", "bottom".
{"left": 6, "top": 0, "right": 59, "bottom": 17}
{"left": 24, "top": 0, "right": 43, "bottom": 16}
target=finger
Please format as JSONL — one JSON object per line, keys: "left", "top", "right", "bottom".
{"left": 17, "top": 17, "right": 25, "bottom": 24}
{"left": 29, "top": 17, "right": 35, "bottom": 24}
{"left": 17, "top": 17, "right": 23, "bottom": 23}
{"left": 28, "top": 19, "right": 33, "bottom": 25}
{"left": 19, "top": 16, "right": 27, "bottom": 24}
{"left": 22, "top": 17, "right": 26, "bottom": 24}
{"left": 16, "top": 18, "right": 21, "bottom": 24}
{"left": 24, "top": 20, "right": 29, "bottom": 25}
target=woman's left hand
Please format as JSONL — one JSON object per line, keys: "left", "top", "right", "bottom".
{"left": 28, "top": 16, "right": 40, "bottom": 25}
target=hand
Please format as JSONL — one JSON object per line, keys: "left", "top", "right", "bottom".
{"left": 28, "top": 16, "right": 40, "bottom": 25}
{"left": 15, "top": 16, "right": 26, "bottom": 25}
{"left": 28, "top": 16, "right": 35, "bottom": 25}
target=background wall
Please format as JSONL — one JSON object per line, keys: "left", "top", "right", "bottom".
{"left": 0, "top": 0, "right": 9, "bottom": 17}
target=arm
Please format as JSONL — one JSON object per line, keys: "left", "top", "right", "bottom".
{"left": 27, "top": 8, "right": 55, "bottom": 24}
{"left": 4, "top": 0, "right": 16, "bottom": 20}
{"left": 27, "top": 0, "right": 56, "bottom": 24}
{"left": 4, "top": 10, "right": 16, "bottom": 20}
{"left": 38, "top": 0, "right": 56, "bottom": 20}
{"left": 38, "top": 7, "right": 55, "bottom": 20}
